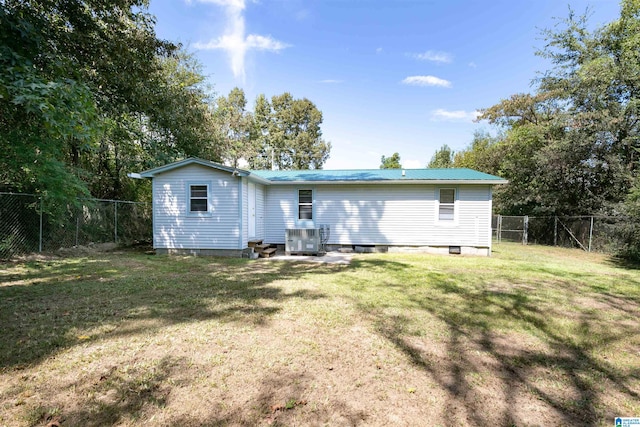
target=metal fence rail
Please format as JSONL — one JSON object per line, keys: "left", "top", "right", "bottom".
{"left": 0, "top": 192, "right": 151, "bottom": 260}
{"left": 493, "top": 214, "right": 623, "bottom": 253}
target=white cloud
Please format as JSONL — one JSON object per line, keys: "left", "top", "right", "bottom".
{"left": 401, "top": 75, "right": 452, "bottom": 88}
{"left": 431, "top": 109, "right": 481, "bottom": 122}
{"left": 192, "top": 0, "right": 290, "bottom": 80}
{"left": 413, "top": 50, "right": 453, "bottom": 64}
{"left": 468, "top": 61, "right": 477, "bottom": 68}
{"left": 403, "top": 159, "right": 422, "bottom": 169}
{"left": 376, "top": 47, "right": 383, "bottom": 54}
{"left": 319, "top": 79, "right": 344, "bottom": 84}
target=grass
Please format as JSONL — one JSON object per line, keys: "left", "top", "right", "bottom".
{"left": 0, "top": 243, "right": 639, "bottom": 426}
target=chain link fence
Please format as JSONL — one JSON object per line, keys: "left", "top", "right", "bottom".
{"left": 0, "top": 192, "right": 151, "bottom": 260}
{"left": 493, "top": 214, "right": 623, "bottom": 253}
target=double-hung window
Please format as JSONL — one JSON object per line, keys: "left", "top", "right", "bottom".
{"left": 189, "top": 184, "right": 209, "bottom": 213}
{"left": 298, "top": 189, "right": 313, "bottom": 221}
{"left": 438, "top": 188, "right": 455, "bottom": 221}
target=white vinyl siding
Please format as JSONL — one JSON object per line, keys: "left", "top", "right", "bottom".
{"left": 255, "top": 184, "right": 265, "bottom": 239}
{"left": 264, "top": 186, "right": 297, "bottom": 243}
{"left": 152, "top": 164, "right": 241, "bottom": 250}
{"left": 241, "top": 178, "right": 248, "bottom": 248}
{"left": 263, "top": 184, "right": 492, "bottom": 247}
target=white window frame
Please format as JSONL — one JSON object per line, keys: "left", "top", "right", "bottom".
{"left": 296, "top": 188, "right": 314, "bottom": 226}
{"left": 187, "top": 182, "right": 211, "bottom": 216}
{"left": 437, "top": 187, "right": 457, "bottom": 224}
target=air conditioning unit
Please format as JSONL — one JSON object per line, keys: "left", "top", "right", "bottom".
{"left": 285, "top": 228, "right": 320, "bottom": 255}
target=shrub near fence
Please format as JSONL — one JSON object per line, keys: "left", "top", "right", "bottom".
{"left": 493, "top": 214, "right": 625, "bottom": 253}
{"left": 0, "top": 192, "right": 151, "bottom": 260}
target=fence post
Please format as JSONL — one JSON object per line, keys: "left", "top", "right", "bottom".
{"left": 523, "top": 216, "right": 529, "bottom": 245}
{"left": 497, "top": 215, "right": 502, "bottom": 243}
{"left": 39, "top": 196, "right": 43, "bottom": 252}
{"left": 114, "top": 201, "right": 118, "bottom": 243}
{"left": 75, "top": 210, "right": 80, "bottom": 247}
{"left": 588, "top": 216, "right": 594, "bottom": 252}
{"left": 554, "top": 216, "right": 558, "bottom": 246}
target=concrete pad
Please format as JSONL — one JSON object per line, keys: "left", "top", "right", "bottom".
{"left": 261, "top": 251, "right": 353, "bottom": 265}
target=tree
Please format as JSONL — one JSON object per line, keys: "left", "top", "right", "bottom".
{"left": 453, "top": 131, "right": 502, "bottom": 174}
{"left": 0, "top": 0, "right": 217, "bottom": 207}
{"left": 214, "top": 88, "right": 255, "bottom": 168}
{"left": 474, "top": 0, "right": 640, "bottom": 216}
{"left": 428, "top": 145, "right": 454, "bottom": 168}
{"left": 248, "top": 93, "right": 331, "bottom": 170}
{"left": 380, "top": 153, "right": 402, "bottom": 169}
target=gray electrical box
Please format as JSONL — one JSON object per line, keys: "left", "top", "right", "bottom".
{"left": 285, "top": 228, "right": 320, "bottom": 255}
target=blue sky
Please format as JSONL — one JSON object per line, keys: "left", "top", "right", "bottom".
{"left": 149, "top": 0, "right": 621, "bottom": 169}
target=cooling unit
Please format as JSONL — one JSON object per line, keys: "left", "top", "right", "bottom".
{"left": 285, "top": 228, "right": 320, "bottom": 255}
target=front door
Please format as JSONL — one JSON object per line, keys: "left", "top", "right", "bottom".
{"left": 248, "top": 182, "right": 256, "bottom": 238}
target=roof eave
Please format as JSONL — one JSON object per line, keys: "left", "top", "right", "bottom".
{"left": 137, "top": 157, "right": 251, "bottom": 178}
{"left": 247, "top": 174, "right": 272, "bottom": 185}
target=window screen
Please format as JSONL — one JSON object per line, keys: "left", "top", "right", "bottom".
{"left": 439, "top": 188, "right": 455, "bottom": 221}
{"left": 298, "top": 189, "right": 313, "bottom": 220}
{"left": 190, "top": 185, "right": 208, "bottom": 212}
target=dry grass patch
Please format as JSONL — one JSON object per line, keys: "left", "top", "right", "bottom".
{"left": 1, "top": 243, "right": 639, "bottom": 426}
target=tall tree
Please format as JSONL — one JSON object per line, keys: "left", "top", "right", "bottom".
{"left": 248, "top": 93, "right": 331, "bottom": 170}
{"left": 428, "top": 145, "right": 454, "bottom": 168}
{"left": 475, "top": 0, "right": 640, "bottom": 216}
{"left": 0, "top": 0, "right": 217, "bottom": 207}
{"left": 214, "top": 88, "right": 255, "bottom": 168}
{"left": 380, "top": 153, "right": 402, "bottom": 169}
{"left": 453, "top": 131, "right": 502, "bottom": 174}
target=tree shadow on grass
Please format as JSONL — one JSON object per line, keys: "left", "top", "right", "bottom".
{"left": 347, "top": 257, "right": 640, "bottom": 426}
{"left": 0, "top": 254, "right": 334, "bottom": 370}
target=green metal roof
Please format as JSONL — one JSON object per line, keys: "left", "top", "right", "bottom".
{"left": 133, "top": 158, "right": 507, "bottom": 184}
{"left": 250, "top": 168, "right": 507, "bottom": 183}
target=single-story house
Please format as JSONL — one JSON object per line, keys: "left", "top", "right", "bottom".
{"left": 132, "top": 157, "right": 507, "bottom": 256}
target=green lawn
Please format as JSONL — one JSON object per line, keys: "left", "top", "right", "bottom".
{"left": 1, "top": 243, "right": 639, "bottom": 426}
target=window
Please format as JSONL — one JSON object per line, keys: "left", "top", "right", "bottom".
{"left": 190, "top": 185, "right": 208, "bottom": 212}
{"left": 439, "top": 188, "right": 455, "bottom": 221}
{"left": 298, "top": 189, "right": 313, "bottom": 220}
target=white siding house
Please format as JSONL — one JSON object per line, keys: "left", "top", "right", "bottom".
{"left": 136, "top": 158, "right": 506, "bottom": 256}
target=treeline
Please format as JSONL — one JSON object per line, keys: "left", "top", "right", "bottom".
{"left": 0, "top": 0, "right": 329, "bottom": 212}
{"left": 429, "top": 1, "right": 640, "bottom": 221}
{"left": 424, "top": 1, "right": 640, "bottom": 259}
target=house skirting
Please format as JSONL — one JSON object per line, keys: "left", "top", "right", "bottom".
{"left": 156, "top": 245, "right": 490, "bottom": 257}
{"left": 324, "top": 244, "right": 490, "bottom": 256}
{"left": 155, "top": 248, "right": 252, "bottom": 257}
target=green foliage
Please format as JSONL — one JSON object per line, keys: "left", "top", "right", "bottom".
{"left": 214, "top": 88, "right": 255, "bottom": 168}
{"left": 248, "top": 92, "right": 331, "bottom": 170}
{"left": 473, "top": 1, "right": 640, "bottom": 216}
{"left": 453, "top": 131, "right": 502, "bottom": 173}
{"left": 0, "top": 0, "right": 218, "bottom": 207}
{"left": 614, "top": 175, "right": 640, "bottom": 262}
{"left": 427, "top": 144, "right": 454, "bottom": 168}
{"left": 380, "top": 152, "right": 402, "bottom": 169}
